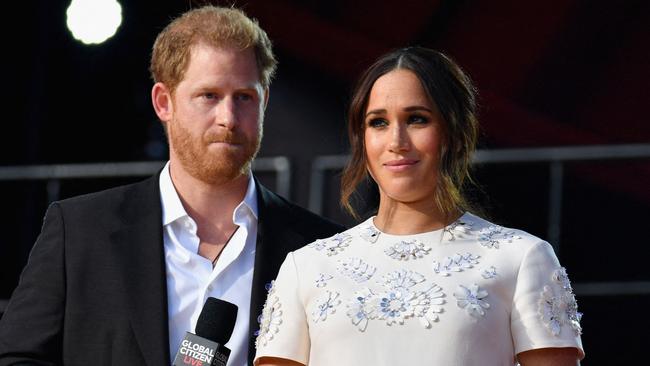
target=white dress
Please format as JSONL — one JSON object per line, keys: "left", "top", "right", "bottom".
{"left": 254, "top": 213, "right": 584, "bottom": 366}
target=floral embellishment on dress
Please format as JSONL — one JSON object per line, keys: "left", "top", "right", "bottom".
{"left": 539, "top": 267, "right": 582, "bottom": 336}
{"left": 432, "top": 252, "right": 480, "bottom": 276}
{"left": 315, "top": 273, "right": 334, "bottom": 288}
{"left": 346, "top": 270, "right": 446, "bottom": 330}
{"left": 346, "top": 288, "right": 378, "bottom": 331}
{"left": 384, "top": 239, "right": 431, "bottom": 260}
{"left": 382, "top": 269, "right": 426, "bottom": 289}
{"left": 480, "top": 266, "right": 498, "bottom": 279}
{"left": 477, "top": 225, "right": 522, "bottom": 249}
{"left": 552, "top": 267, "right": 572, "bottom": 291}
{"left": 312, "top": 290, "right": 341, "bottom": 322}
{"left": 453, "top": 284, "right": 490, "bottom": 318}
{"left": 337, "top": 257, "right": 376, "bottom": 283}
{"left": 377, "top": 288, "right": 419, "bottom": 325}
{"left": 443, "top": 218, "right": 472, "bottom": 241}
{"left": 375, "top": 270, "right": 443, "bottom": 326}
{"left": 418, "top": 284, "right": 446, "bottom": 328}
{"left": 309, "top": 233, "right": 353, "bottom": 256}
{"left": 255, "top": 282, "right": 283, "bottom": 348}
{"left": 359, "top": 224, "right": 380, "bottom": 243}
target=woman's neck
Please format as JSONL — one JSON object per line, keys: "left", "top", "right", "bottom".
{"left": 374, "top": 197, "right": 460, "bottom": 235}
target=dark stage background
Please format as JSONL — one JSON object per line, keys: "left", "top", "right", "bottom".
{"left": 1, "top": 1, "right": 649, "bottom": 364}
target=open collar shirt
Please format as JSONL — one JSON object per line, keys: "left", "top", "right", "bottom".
{"left": 159, "top": 162, "right": 258, "bottom": 366}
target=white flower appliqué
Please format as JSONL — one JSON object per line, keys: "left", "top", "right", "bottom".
{"left": 384, "top": 239, "right": 431, "bottom": 260}
{"left": 346, "top": 270, "right": 446, "bottom": 330}
{"left": 432, "top": 252, "right": 480, "bottom": 276}
{"left": 315, "top": 273, "right": 334, "bottom": 288}
{"left": 309, "top": 233, "right": 353, "bottom": 256}
{"left": 359, "top": 224, "right": 380, "bottom": 243}
{"left": 255, "top": 281, "right": 283, "bottom": 348}
{"left": 418, "top": 284, "right": 446, "bottom": 328}
{"left": 312, "top": 290, "right": 341, "bottom": 322}
{"left": 477, "top": 225, "right": 522, "bottom": 249}
{"left": 453, "top": 284, "right": 490, "bottom": 318}
{"left": 346, "top": 288, "right": 377, "bottom": 332}
{"left": 443, "top": 218, "right": 472, "bottom": 241}
{"left": 338, "top": 257, "right": 376, "bottom": 283}
{"left": 480, "top": 266, "right": 498, "bottom": 279}
{"left": 539, "top": 267, "right": 582, "bottom": 336}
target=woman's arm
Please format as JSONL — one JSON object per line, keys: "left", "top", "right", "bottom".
{"left": 517, "top": 347, "right": 581, "bottom": 366}
{"left": 256, "top": 356, "right": 306, "bottom": 366}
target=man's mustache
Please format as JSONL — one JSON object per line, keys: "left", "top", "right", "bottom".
{"left": 203, "top": 131, "right": 246, "bottom": 144}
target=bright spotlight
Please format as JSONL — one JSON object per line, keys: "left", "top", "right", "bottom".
{"left": 66, "top": 0, "right": 123, "bottom": 45}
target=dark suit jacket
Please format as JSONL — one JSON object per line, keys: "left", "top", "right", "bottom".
{"left": 0, "top": 175, "right": 343, "bottom": 365}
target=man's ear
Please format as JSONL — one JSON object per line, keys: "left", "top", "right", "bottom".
{"left": 151, "top": 82, "right": 174, "bottom": 122}
{"left": 262, "top": 86, "right": 270, "bottom": 110}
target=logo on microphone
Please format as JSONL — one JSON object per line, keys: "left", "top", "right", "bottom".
{"left": 178, "top": 337, "right": 215, "bottom": 365}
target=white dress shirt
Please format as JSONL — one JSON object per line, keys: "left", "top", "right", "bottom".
{"left": 160, "top": 162, "right": 257, "bottom": 366}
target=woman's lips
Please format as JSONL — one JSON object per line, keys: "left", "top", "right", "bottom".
{"left": 383, "top": 158, "right": 419, "bottom": 172}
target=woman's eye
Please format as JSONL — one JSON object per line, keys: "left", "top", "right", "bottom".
{"left": 408, "top": 115, "right": 428, "bottom": 124}
{"left": 367, "top": 118, "right": 387, "bottom": 128}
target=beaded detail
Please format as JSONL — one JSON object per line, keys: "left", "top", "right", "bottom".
{"left": 359, "top": 224, "right": 381, "bottom": 243}
{"left": 338, "top": 257, "right": 376, "bottom": 283}
{"left": 477, "top": 225, "right": 522, "bottom": 249}
{"left": 443, "top": 218, "right": 472, "bottom": 241}
{"left": 538, "top": 267, "right": 582, "bottom": 336}
{"left": 312, "top": 290, "right": 342, "bottom": 322}
{"left": 343, "top": 270, "right": 446, "bottom": 330}
{"left": 453, "top": 284, "right": 490, "bottom": 319}
{"left": 432, "top": 253, "right": 481, "bottom": 276}
{"left": 480, "top": 266, "right": 498, "bottom": 279}
{"left": 384, "top": 239, "right": 431, "bottom": 260}
{"left": 315, "top": 273, "right": 334, "bottom": 288}
{"left": 255, "top": 281, "right": 283, "bottom": 348}
{"left": 309, "top": 233, "right": 353, "bottom": 256}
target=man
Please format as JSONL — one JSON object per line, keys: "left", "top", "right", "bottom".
{"left": 0, "top": 6, "right": 342, "bottom": 366}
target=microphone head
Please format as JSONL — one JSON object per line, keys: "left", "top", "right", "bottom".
{"left": 195, "top": 297, "right": 238, "bottom": 345}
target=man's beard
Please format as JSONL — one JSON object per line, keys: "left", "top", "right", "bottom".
{"left": 168, "top": 119, "right": 261, "bottom": 185}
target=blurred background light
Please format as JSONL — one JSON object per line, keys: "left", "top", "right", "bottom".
{"left": 66, "top": 0, "right": 122, "bottom": 45}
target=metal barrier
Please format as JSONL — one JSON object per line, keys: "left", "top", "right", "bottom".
{"left": 308, "top": 143, "right": 650, "bottom": 297}
{"left": 1, "top": 144, "right": 649, "bottom": 300}
{"left": 0, "top": 156, "right": 292, "bottom": 201}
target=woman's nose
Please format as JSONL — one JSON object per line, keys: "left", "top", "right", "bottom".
{"left": 388, "top": 124, "right": 410, "bottom": 152}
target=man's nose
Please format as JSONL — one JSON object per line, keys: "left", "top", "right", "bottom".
{"left": 215, "top": 97, "right": 236, "bottom": 129}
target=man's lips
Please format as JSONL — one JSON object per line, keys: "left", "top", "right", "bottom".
{"left": 383, "top": 158, "right": 419, "bottom": 171}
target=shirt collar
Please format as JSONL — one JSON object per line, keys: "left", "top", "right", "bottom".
{"left": 235, "top": 173, "right": 259, "bottom": 222}
{"left": 159, "top": 162, "right": 258, "bottom": 226}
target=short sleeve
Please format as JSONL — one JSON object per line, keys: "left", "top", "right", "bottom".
{"left": 511, "top": 241, "right": 585, "bottom": 359}
{"left": 254, "top": 252, "right": 310, "bottom": 365}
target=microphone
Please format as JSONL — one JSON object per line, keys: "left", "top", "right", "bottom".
{"left": 173, "top": 297, "right": 238, "bottom": 366}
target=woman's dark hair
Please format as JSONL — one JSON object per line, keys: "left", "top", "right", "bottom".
{"left": 340, "top": 47, "right": 479, "bottom": 218}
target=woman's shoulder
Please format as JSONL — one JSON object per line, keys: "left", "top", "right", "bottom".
{"left": 292, "top": 220, "right": 371, "bottom": 260}
{"left": 457, "top": 212, "right": 549, "bottom": 251}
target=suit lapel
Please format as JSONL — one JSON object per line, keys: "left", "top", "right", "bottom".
{"left": 111, "top": 176, "right": 170, "bottom": 366}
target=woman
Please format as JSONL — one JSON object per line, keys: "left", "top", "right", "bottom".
{"left": 254, "top": 47, "right": 584, "bottom": 366}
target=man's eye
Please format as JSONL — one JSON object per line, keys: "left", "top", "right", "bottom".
{"left": 203, "top": 93, "right": 217, "bottom": 99}
{"left": 367, "top": 118, "right": 387, "bottom": 128}
{"left": 236, "top": 93, "right": 254, "bottom": 102}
